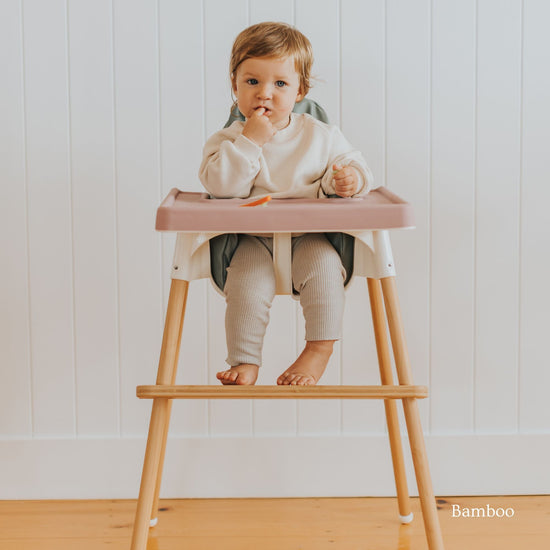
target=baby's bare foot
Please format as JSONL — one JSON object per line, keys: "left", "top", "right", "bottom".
{"left": 277, "top": 341, "right": 335, "bottom": 386}
{"left": 217, "top": 364, "right": 259, "bottom": 385}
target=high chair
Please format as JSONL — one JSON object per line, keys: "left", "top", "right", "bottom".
{"left": 130, "top": 102, "right": 444, "bottom": 550}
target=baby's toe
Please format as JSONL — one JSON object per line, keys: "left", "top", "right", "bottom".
{"left": 277, "top": 373, "right": 290, "bottom": 385}
{"left": 296, "top": 374, "right": 315, "bottom": 386}
{"left": 289, "top": 375, "right": 303, "bottom": 386}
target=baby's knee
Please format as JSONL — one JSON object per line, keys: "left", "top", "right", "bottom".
{"left": 318, "top": 247, "right": 345, "bottom": 275}
{"left": 225, "top": 266, "right": 276, "bottom": 303}
{"left": 225, "top": 238, "right": 276, "bottom": 296}
{"left": 293, "top": 236, "right": 346, "bottom": 289}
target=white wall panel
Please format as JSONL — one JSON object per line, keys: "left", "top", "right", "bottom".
{"left": 295, "top": 0, "right": 343, "bottom": 436}
{"left": 22, "top": 0, "right": 76, "bottom": 436}
{"left": 0, "top": 0, "right": 32, "bottom": 437}
{"left": 203, "top": 0, "right": 252, "bottom": 436}
{"left": 475, "top": 0, "right": 522, "bottom": 432}
{"left": 1, "top": 0, "right": 549, "bottom": 497}
{"left": 253, "top": 295, "right": 298, "bottom": 435}
{"left": 385, "top": 0, "right": 431, "bottom": 428}
{"left": 519, "top": 0, "right": 550, "bottom": 433}
{"left": 341, "top": 0, "right": 387, "bottom": 435}
{"left": 430, "top": 0, "right": 476, "bottom": 433}
{"left": 158, "top": 0, "right": 209, "bottom": 436}
{"left": 249, "top": 0, "right": 294, "bottom": 25}
{"left": 113, "top": 0, "right": 163, "bottom": 436}
{"left": 203, "top": 0, "right": 247, "bottom": 136}
{"left": 68, "top": 0, "right": 120, "bottom": 437}
{"left": 249, "top": 0, "right": 300, "bottom": 436}
{"left": 296, "top": 0, "right": 340, "bottom": 124}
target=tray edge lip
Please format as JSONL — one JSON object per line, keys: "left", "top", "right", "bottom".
{"left": 155, "top": 187, "right": 415, "bottom": 232}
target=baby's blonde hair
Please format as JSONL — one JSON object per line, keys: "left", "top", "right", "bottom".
{"left": 230, "top": 22, "right": 313, "bottom": 97}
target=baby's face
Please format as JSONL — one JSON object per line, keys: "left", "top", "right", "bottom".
{"left": 233, "top": 56, "right": 303, "bottom": 130}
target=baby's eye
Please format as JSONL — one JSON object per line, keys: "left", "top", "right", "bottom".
{"left": 246, "top": 78, "right": 258, "bottom": 85}
{"left": 275, "top": 80, "right": 287, "bottom": 87}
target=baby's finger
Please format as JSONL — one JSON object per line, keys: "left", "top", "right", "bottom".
{"left": 336, "top": 179, "right": 357, "bottom": 193}
{"left": 335, "top": 176, "right": 355, "bottom": 188}
{"left": 335, "top": 183, "right": 355, "bottom": 191}
{"left": 333, "top": 168, "right": 352, "bottom": 180}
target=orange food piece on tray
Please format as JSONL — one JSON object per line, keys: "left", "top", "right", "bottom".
{"left": 239, "top": 195, "right": 272, "bottom": 207}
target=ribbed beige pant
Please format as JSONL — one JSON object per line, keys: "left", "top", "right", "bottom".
{"left": 223, "top": 233, "right": 346, "bottom": 367}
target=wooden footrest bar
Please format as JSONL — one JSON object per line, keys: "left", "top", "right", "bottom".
{"left": 137, "top": 384, "right": 428, "bottom": 400}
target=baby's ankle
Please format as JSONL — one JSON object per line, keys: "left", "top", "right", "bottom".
{"left": 304, "top": 340, "right": 335, "bottom": 354}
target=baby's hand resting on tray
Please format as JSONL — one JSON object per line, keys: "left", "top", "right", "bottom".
{"left": 332, "top": 164, "right": 358, "bottom": 197}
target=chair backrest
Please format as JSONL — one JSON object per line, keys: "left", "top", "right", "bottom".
{"left": 224, "top": 97, "right": 329, "bottom": 128}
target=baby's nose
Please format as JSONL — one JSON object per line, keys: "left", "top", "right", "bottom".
{"left": 256, "top": 84, "right": 272, "bottom": 99}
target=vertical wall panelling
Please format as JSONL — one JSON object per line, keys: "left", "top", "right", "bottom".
{"left": 113, "top": 0, "right": 163, "bottom": 436}
{"left": 158, "top": 0, "right": 205, "bottom": 196}
{"left": 203, "top": 0, "right": 252, "bottom": 436}
{"left": 295, "top": 0, "right": 343, "bottom": 435}
{"left": 340, "top": 0, "right": 387, "bottom": 435}
{"left": 22, "top": 0, "right": 76, "bottom": 436}
{"left": 249, "top": 0, "right": 294, "bottom": 25}
{"left": 249, "top": 0, "right": 299, "bottom": 436}
{"left": 203, "top": 0, "right": 247, "bottom": 137}
{"left": 519, "top": 0, "right": 550, "bottom": 433}
{"left": 252, "top": 293, "right": 298, "bottom": 436}
{"left": 2, "top": 0, "right": 550, "bottom": 498}
{"left": 158, "top": 0, "right": 209, "bottom": 437}
{"left": 429, "top": 0, "right": 476, "bottom": 433}
{"left": 0, "top": 0, "right": 32, "bottom": 436}
{"left": 295, "top": 308, "right": 342, "bottom": 436}
{"left": 295, "top": 0, "right": 340, "bottom": 124}
{"left": 68, "top": 0, "right": 120, "bottom": 437}
{"left": 475, "top": 0, "right": 521, "bottom": 433}
{"left": 385, "top": 0, "right": 432, "bottom": 427}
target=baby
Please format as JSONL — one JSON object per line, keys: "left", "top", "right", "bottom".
{"left": 199, "top": 22, "right": 373, "bottom": 386}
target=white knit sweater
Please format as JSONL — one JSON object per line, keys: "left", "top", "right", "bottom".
{"left": 199, "top": 113, "right": 373, "bottom": 199}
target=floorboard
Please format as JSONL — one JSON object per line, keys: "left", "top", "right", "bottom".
{"left": 0, "top": 495, "right": 548, "bottom": 549}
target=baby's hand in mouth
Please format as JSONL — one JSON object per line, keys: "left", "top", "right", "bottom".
{"left": 242, "top": 107, "right": 276, "bottom": 146}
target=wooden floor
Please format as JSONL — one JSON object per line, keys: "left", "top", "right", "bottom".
{"left": 0, "top": 495, "right": 548, "bottom": 549}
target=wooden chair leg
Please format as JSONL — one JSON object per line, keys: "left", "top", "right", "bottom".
{"left": 130, "top": 279, "right": 189, "bottom": 550}
{"left": 150, "top": 399, "right": 174, "bottom": 526}
{"left": 380, "top": 277, "right": 444, "bottom": 550}
{"left": 367, "top": 278, "right": 412, "bottom": 523}
{"left": 150, "top": 282, "right": 189, "bottom": 524}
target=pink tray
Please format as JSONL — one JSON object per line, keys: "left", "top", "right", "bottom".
{"left": 155, "top": 188, "right": 414, "bottom": 232}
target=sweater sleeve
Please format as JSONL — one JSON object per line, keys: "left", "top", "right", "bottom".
{"left": 199, "top": 125, "right": 262, "bottom": 198}
{"left": 319, "top": 126, "right": 374, "bottom": 197}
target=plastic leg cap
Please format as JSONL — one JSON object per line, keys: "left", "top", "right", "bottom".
{"left": 399, "top": 512, "right": 414, "bottom": 524}
{"left": 150, "top": 517, "right": 158, "bottom": 528}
